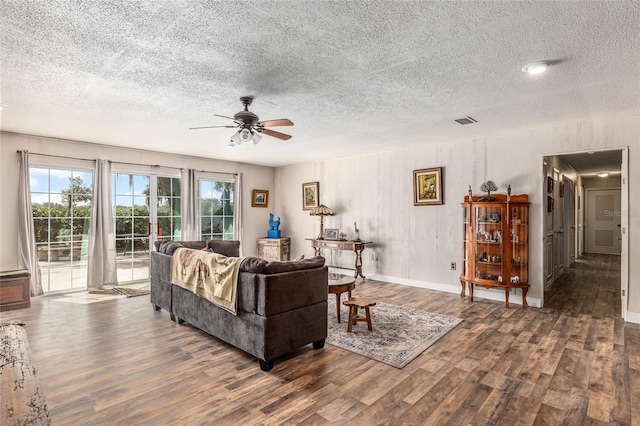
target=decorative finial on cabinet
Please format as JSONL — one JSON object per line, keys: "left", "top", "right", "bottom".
{"left": 468, "top": 185, "right": 472, "bottom": 199}
{"left": 507, "top": 185, "right": 512, "bottom": 200}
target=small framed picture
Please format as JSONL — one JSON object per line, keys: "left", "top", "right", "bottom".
{"left": 559, "top": 181, "right": 564, "bottom": 197}
{"left": 324, "top": 228, "right": 339, "bottom": 240}
{"left": 547, "top": 195, "right": 554, "bottom": 212}
{"left": 251, "top": 189, "right": 269, "bottom": 207}
{"left": 413, "top": 167, "right": 443, "bottom": 205}
{"left": 302, "top": 181, "right": 319, "bottom": 210}
{"left": 547, "top": 176, "right": 554, "bottom": 193}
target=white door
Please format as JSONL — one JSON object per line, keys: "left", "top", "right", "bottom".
{"left": 585, "top": 188, "right": 622, "bottom": 254}
{"left": 552, "top": 170, "right": 563, "bottom": 279}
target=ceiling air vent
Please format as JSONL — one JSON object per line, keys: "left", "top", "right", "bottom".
{"left": 455, "top": 116, "right": 477, "bottom": 125}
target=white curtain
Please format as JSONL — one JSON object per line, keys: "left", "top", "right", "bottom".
{"left": 234, "top": 173, "right": 243, "bottom": 256}
{"left": 87, "top": 160, "right": 118, "bottom": 290}
{"left": 17, "top": 151, "right": 44, "bottom": 296}
{"left": 180, "top": 168, "right": 198, "bottom": 241}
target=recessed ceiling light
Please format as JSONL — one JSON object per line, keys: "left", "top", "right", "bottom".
{"left": 521, "top": 62, "right": 548, "bottom": 75}
{"left": 597, "top": 172, "right": 609, "bottom": 178}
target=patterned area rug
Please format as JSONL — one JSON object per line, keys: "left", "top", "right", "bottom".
{"left": 111, "top": 283, "right": 150, "bottom": 297}
{"left": 326, "top": 302, "right": 463, "bottom": 368}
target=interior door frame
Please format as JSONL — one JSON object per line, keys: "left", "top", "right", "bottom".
{"left": 111, "top": 165, "right": 181, "bottom": 283}
{"left": 540, "top": 147, "right": 628, "bottom": 321}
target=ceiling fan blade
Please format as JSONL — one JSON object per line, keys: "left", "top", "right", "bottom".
{"left": 189, "top": 125, "right": 238, "bottom": 130}
{"left": 258, "top": 118, "right": 294, "bottom": 127}
{"left": 213, "top": 114, "right": 238, "bottom": 121}
{"left": 261, "top": 128, "right": 292, "bottom": 140}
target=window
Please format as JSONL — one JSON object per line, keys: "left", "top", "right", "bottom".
{"left": 30, "top": 167, "right": 93, "bottom": 292}
{"left": 199, "top": 179, "right": 235, "bottom": 241}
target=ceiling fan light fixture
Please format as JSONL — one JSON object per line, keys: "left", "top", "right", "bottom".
{"left": 252, "top": 131, "right": 262, "bottom": 145}
{"left": 240, "top": 128, "right": 252, "bottom": 142}
{"left": 230, "top": 131, "right": 241, "bottom": 145}
{"left": 521, "top": 61, "right": 548, "bottom": 75}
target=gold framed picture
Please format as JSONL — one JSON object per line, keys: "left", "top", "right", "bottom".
{"left": 302, "top": 181, "right": 319, "bottom": 210}
{"left": 413, "top": 167, "right": 443, "bottom": 205}
{"left": 251, "top": 189, "right": 269, "bottom": 207}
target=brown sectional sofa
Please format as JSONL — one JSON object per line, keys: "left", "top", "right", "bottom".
{"left": 150, "top": 240, "right": 328, "bottom": 371}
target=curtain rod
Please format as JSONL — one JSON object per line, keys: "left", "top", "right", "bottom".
{"left": 16, "top": 150, "right": 238, "bottom": 176}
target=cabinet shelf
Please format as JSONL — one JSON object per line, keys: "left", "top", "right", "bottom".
{"left": 460, "top": 190, "right": 529, "bottom": 308}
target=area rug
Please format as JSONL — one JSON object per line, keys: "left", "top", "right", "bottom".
{"left": 326, "top": 302, "right": 463, "bottom": 368}
{"left": 111, "top": 282, "right": 151, "bottom": 297}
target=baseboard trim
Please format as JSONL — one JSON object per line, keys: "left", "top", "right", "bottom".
{"left": 363, "top": 273, "right": 542, "bottom": 308}
{"left": 625, "top": 311, "right": 640, "bottom": 324}
{"left": 343, "top": 270, "right": 631, "bottom": 319}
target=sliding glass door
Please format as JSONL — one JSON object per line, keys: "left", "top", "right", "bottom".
{"left": 112, "top": 173, "right": 180, "bottom": 283}
{"left": 30, "top": 167, "right": 93, "bottom": 293}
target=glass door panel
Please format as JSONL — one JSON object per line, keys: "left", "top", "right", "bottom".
{"left": 474, "top": 205, "right": 503, "bottom": 282}
{"left": 30, "top": 167, "right": 93, "bottom": 293}
{"left": 113, "top": 174, "right": 150, "bottom": 283}
{"left": 156, "top": 176, "right": 181, "bottom": 243}
{"left": 510, "top": 205, "right": 529, "bottom": 284}
{"left": 113, "top": 173, "right": 181, "bottom": 283}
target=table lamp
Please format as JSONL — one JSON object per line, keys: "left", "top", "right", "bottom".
{"left": 310, "top": 204, "right": 335, "bottom": 239}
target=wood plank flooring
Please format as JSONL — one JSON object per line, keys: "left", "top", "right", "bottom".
{"left": 1, "top": 254, "right": 637, "bottom": 425}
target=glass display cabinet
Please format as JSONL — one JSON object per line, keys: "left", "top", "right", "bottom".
{"left": 460, "top": 186, "right": 529, "bottom": 307}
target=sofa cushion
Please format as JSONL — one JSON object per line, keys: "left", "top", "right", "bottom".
{"left": 207, "top": 240, "right": 241, "bottom": 257}
{"left": 263, "top": 256, "right": 325, "bottom": 274}
{"left": 240, "top": 257, "right": 268, "bottom": 273}
{"left": 154, "top": 240, "right": 206, "bottom": 252}
{"left": 158, "top": 240, "right": 184, "bottom": 255}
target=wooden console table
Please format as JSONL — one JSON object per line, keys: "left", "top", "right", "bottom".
{"left": 308, "top": 239, "right": 371, "bottom": 279}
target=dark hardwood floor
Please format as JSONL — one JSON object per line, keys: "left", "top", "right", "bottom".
{"left": 1, "top": 254, "right": 638, "bottom": 425}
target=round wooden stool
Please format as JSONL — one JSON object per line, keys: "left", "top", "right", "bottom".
{"left": 343, "top": 298, "right": 376, "bottom": 332}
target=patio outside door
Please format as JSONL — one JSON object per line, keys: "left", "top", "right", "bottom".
{"left": 113, "top": 173, "right": 181, "bottom": 283}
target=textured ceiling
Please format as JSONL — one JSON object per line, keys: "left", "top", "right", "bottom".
{"left": 1, "top": 1, "right": 639, "bottom": 167}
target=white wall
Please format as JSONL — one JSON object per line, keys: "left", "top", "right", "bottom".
{"left": 2, "top": 113, "right": 638, "bottom": 321}
{"left": 275, "top": 113, "right": 640, "bottom": 320}
{"left": 0, "top": 132, "right": 276, "bottom": 270}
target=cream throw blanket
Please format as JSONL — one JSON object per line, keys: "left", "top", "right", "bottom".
{"left": 170, "top": 248, "right": 245, "bottom": 315}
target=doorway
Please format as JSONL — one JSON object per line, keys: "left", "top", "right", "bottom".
{"left": 112, "top": 173, "right": 181, "bottom": 283}
{"left": 541, "top": 148, "right": 627, "bottom": 319}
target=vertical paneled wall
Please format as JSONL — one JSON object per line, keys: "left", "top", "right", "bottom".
{"left": 275, "top": 113, "right": 639, "bottom": 315}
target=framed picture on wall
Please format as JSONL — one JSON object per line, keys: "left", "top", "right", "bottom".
{"left": 559, "top": 181, "right": 564, "bottom": 197}
{"left": 302, "top": 181, "right": 319, "bottom": 210}
{"left": 413, "top": 167, "right": 443, "bottom": 205}
{"left": 251, "top": 189, "right": 269, "bottom": 207}
{"left": 547, "top": 195, "right": 554, "bottom": 212}
{"left": 547, "top": 176, "right": 554, "bottom": 193}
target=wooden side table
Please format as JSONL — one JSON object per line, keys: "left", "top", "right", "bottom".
{"left": 256, "top": 237, "right": 290, "bottom": 261}
{"left": 328, "top": 274, "right": 356, "bottom": 323}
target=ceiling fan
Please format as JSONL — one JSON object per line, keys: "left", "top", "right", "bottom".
{"left": 190, "top": 96, "right": 293, "bottom": 146}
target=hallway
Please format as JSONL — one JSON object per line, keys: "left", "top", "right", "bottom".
{"left": 544, "top": 254, "right": 621, "bottom": 318}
